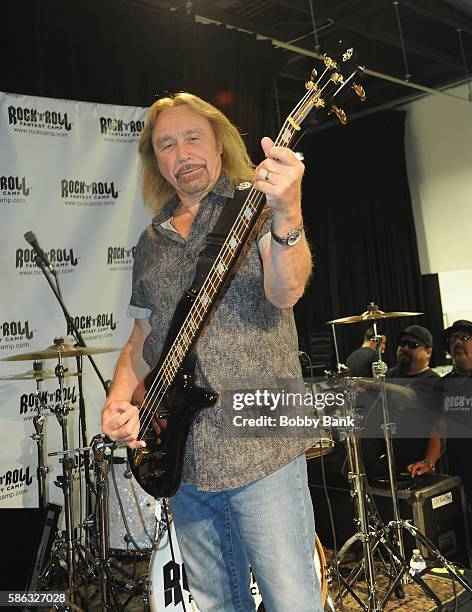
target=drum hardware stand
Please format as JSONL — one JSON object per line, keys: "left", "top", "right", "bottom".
{"left": 327, "top": 375, "right": 442, "bottom": 610}
{"left": 31, "top": 361, "right": 50, "bottom": 509}
{"left": 370, "top": 321, "right": 409, "bottom": 587}
{"left": 41, "top": 347, "right": 98, "bottom": 606}
{"left": 80, "top": 435, "right": 149, "bottom": 611}
{"left": 325, "top": 322, "right": 403, "bottom": 610}
{"left": 90, "top": 434, "right": 112, "bottom": 610}
{"left": 330, "top": 375, "right": 383, "bottom": 611}
{"left": 51, "top": 348, "right": 78, "bottom": 606}
{"left": 328, "top": 311, "right": 447, "bottom": 610}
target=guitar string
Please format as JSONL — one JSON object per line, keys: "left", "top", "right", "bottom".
{"left": 137, "top": 69, "right": 350, "bottom": 438}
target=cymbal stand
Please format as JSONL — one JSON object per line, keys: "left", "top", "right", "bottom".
{"left": 31, "top": 361, "right": 50, "bottom": 509}
{"left": 91, "top": 434, "right": 112, "bottom": 609}
{"left": 51, "top": 348, "right": 78, "bottom": 606}
{"left": 332, "top": 374, "right": 382, "bottom": 611}
{"left": 370, "top": 321, "right": 408, "bottom": 585}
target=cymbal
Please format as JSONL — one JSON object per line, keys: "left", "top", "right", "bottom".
{"left": 0, "top": 368, "right": 81, "bottom": 381}
{"left": 1, "top": 341, "right": 121, "bottom": 362}
{"left": 327, "top": 307, "right": 422, "bottom": 325}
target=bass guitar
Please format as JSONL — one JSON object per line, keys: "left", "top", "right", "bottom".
{"left": 128, "top": 44, "right": 365, "bottom": 498}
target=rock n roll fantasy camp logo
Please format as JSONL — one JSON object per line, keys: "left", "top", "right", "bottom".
{"left": 7, "top": 104, "right": 72, "bottom": 137}
{"left": 0, "top": 175, "right": 32, "bottom": 206}
{"left": 0, "top": 465, "right": 33, "bottom": 502}
{"left": 66, "top": 312, "right": 117, "bottom": 341}
{"left": 99, "top": 116, "right": 144, "bottom": 143}
{"left": 15, "top": 246, "right": 79, "bottom": 276}
{"left": 0, "top": 320, "right": 35, "bottom": 352}
{"left": 107, "top": 245, "right": 136, "bottom": 271}
{"left": 61, "top": 178, "right": 119, "bottom": 207}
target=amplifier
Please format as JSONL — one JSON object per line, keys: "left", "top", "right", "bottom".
{"left": 370, "top": 474, "right": 471, "bottom": 567}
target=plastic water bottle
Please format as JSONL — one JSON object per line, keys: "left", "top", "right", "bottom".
{"left": 409, "top": 549, "right": 427, "bottom": 574}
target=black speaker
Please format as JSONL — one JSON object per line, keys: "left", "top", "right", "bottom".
{"left": 0, "top": 504, "right": 61, "bottom": 591}
{"left": 370, "top": 474, "right": 471, "bottom": 568}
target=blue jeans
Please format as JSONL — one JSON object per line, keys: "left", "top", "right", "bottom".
{"left": 170, "top": 454, "right": 323, "bottom": 612}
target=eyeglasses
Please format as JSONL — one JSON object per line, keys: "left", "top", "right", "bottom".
{"left": 398, "top": 339, "right": 426, "bottom": 349}
{"left": 450, "top": 333, "right": 472, "bottom": 342}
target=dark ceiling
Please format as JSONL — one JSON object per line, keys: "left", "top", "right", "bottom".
{"left": 131, "top": 0, "right": 472, "bottom": 125}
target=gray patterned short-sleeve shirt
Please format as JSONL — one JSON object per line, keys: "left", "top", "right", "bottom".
{"left": 129, "top": 173, "right": 316, "bottom": 491}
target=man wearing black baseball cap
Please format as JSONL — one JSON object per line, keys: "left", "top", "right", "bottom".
{"left": 385, "top": 325, "right": 442, "bottom": 477}
{"left": 389, "top": 325, "right": 434, "bottom": 377}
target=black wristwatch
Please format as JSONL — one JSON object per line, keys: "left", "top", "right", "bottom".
{"left": 270, "top": 222, "right": 305, "bottom": 247}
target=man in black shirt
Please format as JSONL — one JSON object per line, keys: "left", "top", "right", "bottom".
{"left": 385, "top": 325, "right": 441, "bottom": 477}
{"left": 346, "top": 326, "right": 386, "bottom": 377}
{"left": 441, "top": 320, "right": 472, "bottom": 509}
{"left": 362, "top": 325, "right": 441, "bottom": 481}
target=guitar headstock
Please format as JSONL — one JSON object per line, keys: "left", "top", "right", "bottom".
{"left": 277, "top": 42, "right": 365, "bottom": 147}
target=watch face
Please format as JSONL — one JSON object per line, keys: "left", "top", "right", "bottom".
{"left": 287, "top": 230, "right": 303, "bottom": 246}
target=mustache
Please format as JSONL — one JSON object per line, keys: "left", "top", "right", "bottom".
{"left": 175, "top": 163, "right": 205, "bottom": 177}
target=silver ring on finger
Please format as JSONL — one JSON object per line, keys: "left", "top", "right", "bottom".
{"left": 265, "top": 169, "right": 271, "bottom": 182}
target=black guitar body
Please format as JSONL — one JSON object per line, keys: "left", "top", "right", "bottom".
{"left": 127, "top": 289, "right": 218, "bottom": 498}
{"left": 127, "top": 369, "right": 217, "bottom": 498}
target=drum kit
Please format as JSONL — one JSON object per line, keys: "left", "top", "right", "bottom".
{"left": 1, "top": 302, "right": 471, "bottom": 611}
{"left": 305, "top": 302, "right": 472, "bottom": 611}
{"left": 1, "top": 339, "right": 183, "bottom": 610}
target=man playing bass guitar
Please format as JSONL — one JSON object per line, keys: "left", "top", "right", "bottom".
{"left": 102, "top": 93, "right": 322, "bottom": 611}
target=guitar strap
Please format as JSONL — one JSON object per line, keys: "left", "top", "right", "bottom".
{"left": 181, "top": 184, "right": 254, "bottom": 374}
{"left": 190, "top": 183, "right": 252, "bottom": 293}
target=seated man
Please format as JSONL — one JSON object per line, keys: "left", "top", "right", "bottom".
{"left": 346, "top": 326, "right": 386, "bottom": 377}
{"left": 386, "top": 325, "right": 441, "bottom": 477}
{"left": 361, "top": 325, "right": 441, "bottom": 481}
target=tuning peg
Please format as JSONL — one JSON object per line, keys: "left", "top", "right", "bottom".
{"left": 330, "top": 73, "right": 344, "bottom": 85}
{"left": 305, "top": 80, "right": 319, "bottom": 91}
{"left": 353, "top": 83, "right": 366, "bottom": 101}
{"left": 330, "top": 105, "right": 347, "bottom": 125}
{"left": 323, "top": 54, "right": 339, "bottom": 70}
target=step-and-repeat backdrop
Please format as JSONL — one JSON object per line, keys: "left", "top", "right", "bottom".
{"left": 0, "top": 91, "right": 151, "bottom": 511}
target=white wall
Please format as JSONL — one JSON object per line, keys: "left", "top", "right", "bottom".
{"left": 404, "top": 82, "right": 472, "bottom": 324}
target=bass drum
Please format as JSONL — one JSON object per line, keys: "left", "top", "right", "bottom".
{"left": 107, "top": 460, "right": 158, "bottom": 552}
{"left": 149, "top": 521, "right": 327, "bottom": 610}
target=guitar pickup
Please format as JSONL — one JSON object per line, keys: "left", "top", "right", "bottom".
{"left": 151, "top": 469, "right": 166, "bottom": 478}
